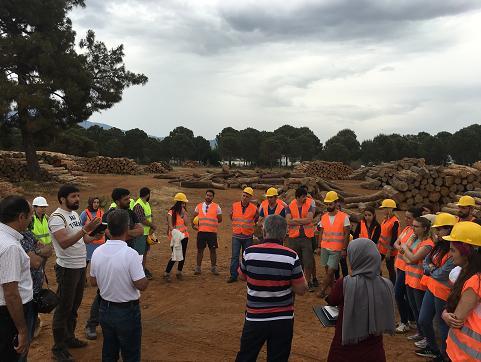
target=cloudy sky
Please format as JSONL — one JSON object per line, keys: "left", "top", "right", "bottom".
{"left": 71, "top": 0, "right": 481, "bottom": 141}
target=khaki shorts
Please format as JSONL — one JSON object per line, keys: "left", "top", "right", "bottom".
{"left": 321, "top": 248, "right": 341, "bottom": 270}
{"left": 287, "top": 237, "right": 313, "bottom": 269}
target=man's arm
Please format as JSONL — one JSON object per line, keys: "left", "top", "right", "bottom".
{"left": 133, "top": 277, "right": 149, "bottom": 291}
{"left": 128, "top": 224, "right": 144, "bottom": 238}
{"left": 3, "top": 282, "right": 29, "bottom": 355}
{"left": 89, "top": 276, "right": 98, "bottom": 287}
{"left": 51, "top": 215, "right": 101, "bottom": 249}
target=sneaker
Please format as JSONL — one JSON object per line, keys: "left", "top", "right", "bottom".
{"left": 407, "top": 333, "right": 423, "bottom": 341}
{"left": 227, "top": 277, "right": 238, "bottom": 283}
{"left": 211, "top": 266, "right": 219, "bottom": 275}
{"left": 395, "top": 322, "right": 410, "bottom": 333}
{"left": 66, "top": 338, "right": 88, "bottom": 349}
{"left": 163, "top": 272, "right": 172, "bottom": 282}
{"left": 33, "top": 317, "right": 42, "bottom": 339}
{"left": 308, "top": 282, "right": 315, "bottom": 292}
{"left": 312, "top": 278, "right": 319, "bottom": 287}
{"left": 176, "top": 272, "right": 183, "bottom": 280}
{"left": 415, "top": 347, "right": 439, "bottom": 358}
{"left": 84, "top": 325, "right": 97, "bottom": 340}
{"left": 144, "top": 268, "right": 153, "bottom": 280}
{"left": 408, "top": 321, "right": 417, "bottom": 330}
{"left": 414, "top": 338, "right": 427, "bottom": 349}
{"left": 194, "top": 266, "right": 201, "bottom": 275}
{"left": 52, "top": 349, "right": 75, "bottom": 362}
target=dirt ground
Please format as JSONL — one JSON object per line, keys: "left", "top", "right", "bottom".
{"left": 24, "top": 172, "right": 429, "bottom": 361}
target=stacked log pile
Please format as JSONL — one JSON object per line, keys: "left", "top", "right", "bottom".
{"left": 144, "top": 161, "right": 172, "bottom": 174}
{"left": 77, "top": 156, "right": 140, "bottom": 175}
{"left": 352, "top": 158, "right": 481, "bottom": 211}
{"left": 294, "top": 161, "right": 353, "bottom": 180}
{"left": 182, "top": 160, "right": 200, "bottom": 168}
{"left": 0, "top": 178, "right": 24, "bottom": 198}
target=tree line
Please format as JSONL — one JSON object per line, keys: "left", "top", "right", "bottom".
{"left": 2, "top": 122, "right": 481, "bottom": 167}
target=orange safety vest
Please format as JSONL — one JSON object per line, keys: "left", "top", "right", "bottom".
{"left": 359, "top": 220, "right": 377, "bottom": 241}
{"left": 378, "top": 215, "right": 399, "bottom": 256}
{"left": 405, "top": 238, "right": 435, "bottom": 291}
{"left": 425, "top": 253, "right": 452, "bottom": 301}
{"left": 197, "top": 202, "right": 219, "bottom": 233}
{"left": 85, "top": 209, "right": 105, "bottom": 245}
{"left": 446, "top": 274, "right": 481, "bottom": 362}
{"left": 394, "top": 226, "right": 414, "bottom": 271}
{"left": 168, "top": 210, "right": 189, "bottom": 239}
{"left": 288, "top": 199, "right": 315, "bottom": 238}
{"left": 260, "top": 199, "right": 287, "bottom": 217}
{"left": 320, "top": 211, "right": 348, "bottom": 251}
{"left": 232, "top": 201, "right": 257, "bottom": 236}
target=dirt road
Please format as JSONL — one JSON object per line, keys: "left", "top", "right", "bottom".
{"left": 27, "top": 174, "right": 426, "bottom": 361}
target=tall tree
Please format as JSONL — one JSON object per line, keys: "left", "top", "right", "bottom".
{"left": 0, "top": 0, "right": 147, "bottom": 179}
{"left": 216, "top": 127, "right": 240, "bottom": 166}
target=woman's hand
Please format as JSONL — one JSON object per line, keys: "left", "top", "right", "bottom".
{"left": 442, "top": 310, "right": 464, "bottom": 329}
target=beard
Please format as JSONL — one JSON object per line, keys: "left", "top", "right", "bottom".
{"left": 67, "top": 200, "right": 80, "bottom": 210}
{"left": 327, "top": 206, "right": 335, "bottom": 212}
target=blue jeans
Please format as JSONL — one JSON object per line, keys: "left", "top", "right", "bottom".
{"left": 395, "top": 269, "right": 414, "bottom": 324}
{"left": 418, "top": 289, "right": 448, "bottom": 355}
{"left": 99, "top": 301, "right": 142, "bottom": 362}
{"left": 406, "top": 286, "right": 425, "bottom": 335}
{"left": 230, "top": 237, "right": 253, "bottom": 279}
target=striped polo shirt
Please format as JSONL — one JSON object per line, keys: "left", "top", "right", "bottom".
{"left": 238, "top": 240, "right": 305, "bottom": 321}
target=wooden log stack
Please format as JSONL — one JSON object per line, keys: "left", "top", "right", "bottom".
{"left": 144, "top": 162, "right": 171, "bottom": 174}
{"left": 77, "top": 156, "right": 140, "bottom": 175}
{"left": 294, "top": 161, "right": 353, "bottom": 180}
{"left": 355, "top": 158, "right": 481, "bottom": 211}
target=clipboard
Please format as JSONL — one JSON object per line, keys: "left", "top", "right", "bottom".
{"left": 313, "top": 305, "right": 338, "bottom": 327}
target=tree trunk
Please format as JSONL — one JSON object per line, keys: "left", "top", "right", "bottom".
{"left": 21, "top": 126, "right": 41, "bottom": 180}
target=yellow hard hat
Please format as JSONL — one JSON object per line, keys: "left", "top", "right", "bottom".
{"left": 324, "top": 191, "right": 339, "bottom": 203}
{"left": 380, "top": 199, "right": 397, "bottom": 209}
{"left": 443, "top": 221, "right": 481, "bottom": 246}
{"left": 192, "top": 216, "right": 199, "bottom": 226}
{"left": 457, "top": 195, "right": 475, "bottom": 207}
{"left": 265, "top": 187, "right": 278, "bottom": 197}
{"left": 243, "top": 187, "right": 254, "bottom": 196}
{"left": 174, "top": 192, "right": 188, "bottom": 203}
{"left": 147, "top": 232, "right": 158, "bottom": 245}
{"left": 432, "top": 213, "right": 458, "bottom": 228}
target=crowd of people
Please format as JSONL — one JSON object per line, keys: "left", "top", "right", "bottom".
{"left": 1, "top": 184, "right": 481, "bottom": 362}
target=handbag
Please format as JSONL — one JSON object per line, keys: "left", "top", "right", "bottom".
{"left": 34, "top": 269, "right": 59, "bottom": 314}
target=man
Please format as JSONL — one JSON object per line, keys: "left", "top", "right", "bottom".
{"left": 316, "top": 191, "right": 350, "bottom": 298}
{"left": 258, "top": 187, "right": 287, "bottom": 225}
{"left": 236, "top": 215, "right": 308, "bottom": 361}
{"left": 30, "top": 196, "right": 51, "bottom": 245}
{"left": 228, "top": 187, "right": 258, "bottom": 283}
{"left": 0, "top": 196, "right": 34, "bottom": 361}
{"left": 85, "top": 188, "right": 143, "bottom": 341}
{"left": 132, "top": 187, "right": 156, "bottom": 279}
{"left": 49, "top": 185, "right": 102, "bottom": 361}
{"left": 457, "top": 195, "right": 477, "bottom": 221}
{"left": 193, "top": 189, "right": 222, "bottom": 275}
{"left": 90, "top": 209, "right": 149, "bottom": 361}
{"left": 286, "top": 187, "right": 315, "bottom": 291}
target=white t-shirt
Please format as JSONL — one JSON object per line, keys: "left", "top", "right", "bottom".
{"left": 90, "top": 240, "right": 145, "bottom": 303}
{"left": 49, "top": 207, "right": 86, "bottom": 268}
{"left": 195, "top": 202, "right": 222, "bottom": 215}
{"left": 0, "top": 223, "right": 33, "bottom": 305}
{"left": 318, "top": 213, "right": 351, "bottom": 228}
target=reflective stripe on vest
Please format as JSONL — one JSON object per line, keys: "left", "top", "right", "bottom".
{"left": 134, "top": 198, "right": 152, "bottom": 235}
{"left": 32, "top": 214, "right": 51, "bottom": 245}
{"left": 405, "top": 238, "right": 434, "bottom": 290}
{"left": 320, "top": 211, "right": 348, "bottom": 251}
{"left": 261, "top": 199, "right": 286, "bottom": 217}
{"left": 168, "top": 210, "right": 189, "bottom": 238}
{"left": 288, "top": 199, "right": 314, "bottom": 238}
{"left": 378, "top": 216, "right": 399, "bottom": 256}
{"left": 85, "top": 209, "right": 105, "bottom": 244}
{"left": 447, "top": 324, "right": 481, "bottom": 361}
{"left": 394, "top": 226, "right": 414, "bottom": 271}
{"left": 359, "top": 220, "right": 369, "bottom": 239}
{"left": 197, "top": 202, "right": 219, "bottom": 233}
{"left": 232, "top": 201, "right": 257, "bottom": 236}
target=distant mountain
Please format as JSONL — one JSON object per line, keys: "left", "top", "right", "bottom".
{"left": 79, "top": 120, "right": 114, "bottom": 130}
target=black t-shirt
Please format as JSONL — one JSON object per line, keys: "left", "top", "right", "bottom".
{"left": 102, "top": 208, "right": 139, "bottom": 246}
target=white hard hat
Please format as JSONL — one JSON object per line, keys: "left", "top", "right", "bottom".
{"left": 32, "top": 196, "right": 48, "bottom": 207}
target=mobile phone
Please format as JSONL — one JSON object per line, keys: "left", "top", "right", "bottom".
{"left": 89, "top": 222, "right": 108, "bottom": 236}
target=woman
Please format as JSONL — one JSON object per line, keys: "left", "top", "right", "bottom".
{"left": 326, "top": 238, "right": 395, "bottom": 362}
{"left": 80, "top": 197, "right": 105, "bottom": 263}
{"left": 164, "top": 193, "right": 190, "bottom": 281}
{"left": 442, "top": 221, "right": 481, "bottom": 362}
{"left": 399, "top": 216, "right": 434, "bottom": 348}
{"left": 416, "top": 213, "right": 457, "bottom": 360}
{"left": 378, "top": 199, "right": 399, "bottom": 285}
{"left": 393, "top": 207, "right": 422, "bottom": 333}
{"left": 353, "top": 206, "right": 381, "bottom": 243}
